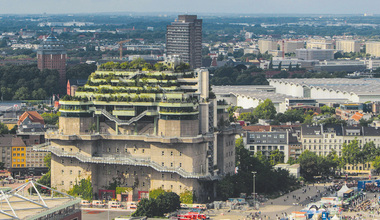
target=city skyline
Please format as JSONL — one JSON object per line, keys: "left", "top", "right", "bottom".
{"left": 1, "top": 0, "right": 379, "bottom": 15}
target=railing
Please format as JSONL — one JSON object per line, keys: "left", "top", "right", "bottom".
{"left": 33, "top": 143, "right": 219, "bottom": 180}
{"left": 97, "top": 109, "right": 152, "bottom": 125}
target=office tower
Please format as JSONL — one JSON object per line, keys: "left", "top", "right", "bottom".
{"left": 166, "top": 15, "right": 202, "bottom": 69}
{"left": 37, "top": 34, "right": 67, "bottom": 88}
{"left": 35, "top": 64, "right": 238, "bottom": 202}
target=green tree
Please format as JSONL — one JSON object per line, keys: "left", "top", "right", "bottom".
{"left": 156, "top": 192, "right": 181, "bottom": 214}
{"left": 179, "top": 190, "right": 193, "bottom": 204}
{"left": 372, "top": 156, "right": 380, "bottom": 173}
{"left": 67, "top": 177, "right": 93, "bottom": 201}
{"left": 252, "top": 99, "right": 277, "bottom": 120}
{"left": 41, "top": 112, "right": 61, "bottom": 125}
{"left": 0, "top": 123, "right": 9, "bottom": 134}
{"left": 341, "top": 139, "right": 360, "bottom": 167}
{"left": 298, "top": 150, "right": 319, "bottom": 181}
{"left": 37, "top": 154, "right": 51, "bottom": 188}
{"left": 149, "top": 188, "right": 167, "bottom": 199}
{"left": 320, "top": 105, "right": 335, "bottom": 115}
{"left": 13, "top": 87, "right": 30, "bottom": 100}
{"left": 269, "top": 149, "right": 284, "bottom": 165}
{"left": 133, "top": 198, "right": 160, "bottom": 217}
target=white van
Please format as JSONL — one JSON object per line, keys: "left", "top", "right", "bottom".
{"left": 81, "top": 200, "right": 91, "bottom": 206}
{"left": 108, "top": 201, "right": 121, "bottom": 209}
{"left": 92, "top": 200, "right": 105, "bottom": 207}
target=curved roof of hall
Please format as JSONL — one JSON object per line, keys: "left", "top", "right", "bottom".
{"left": 269, "top": 78, "right": 380, "bottom": 95}
{"left": 213, "top": 85, "right": 294, "bottom": 103}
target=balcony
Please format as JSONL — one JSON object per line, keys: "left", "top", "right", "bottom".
{"left": 33, "top": 143, "right": 219, "bottom": 180}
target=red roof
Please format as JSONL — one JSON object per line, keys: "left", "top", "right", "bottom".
{"left": 18, "top": 111, "right": 45, "bottom": 125}
{"left": 351, "top": 112, "right": 364, "bottom": 122}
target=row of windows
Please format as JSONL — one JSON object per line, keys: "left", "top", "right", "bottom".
{"left": 161, "top": 162, "right": 182, "bottom": 168}
{"left": 161, "top": 151, "right": 182, "bottom": 156}
{"left": 12, "top": 164, "right": 24, "bottom": 167}
{"left": 304, "top": 138, "right": 377, "bottom": 143}
{"left": 61, "top": 170, "right": 81, "bottom": 175}
{"left": 250, "top": 134, "right": 286, "bottom": 139}
{"left": 12, "top": 148, "right": 25, "bottom": 151}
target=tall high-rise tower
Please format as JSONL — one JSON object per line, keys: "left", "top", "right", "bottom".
{"left": 166, "top": 15, "right": 202, "bottom": 69}
{"left": 37, "top": 34, "right": 67, "bottom": 88}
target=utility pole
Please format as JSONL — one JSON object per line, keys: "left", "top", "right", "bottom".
{"left": 252, "top": 171, "right": 257, "bottom": 209}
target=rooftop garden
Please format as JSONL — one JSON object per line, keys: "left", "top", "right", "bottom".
{"left": 98, "top": 58, "right": 191, "bottom": 73}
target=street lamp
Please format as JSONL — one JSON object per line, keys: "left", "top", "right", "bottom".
{"left": 252, "top": 171, "right": 257, "bottom": 209}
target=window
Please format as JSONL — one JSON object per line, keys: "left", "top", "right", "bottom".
{"left": 61, "top": 181, "right": 64, "bottom": 185}
{"left": 78, "top": 170, "right": 81, "bottom": 176}
{"left": 61, "top": 170, "right": 64, "bottom": 174}
{"left": 171, "top": 174, "right": 173, "bottom": 178}
{"left": 107, "top": 148, "right": 111, "bottom": 152}
{"left": 21, "top": 154, "right": 24, "bottom": 156}
{"left": 142, "top": 182, "right": 145, "bottom": 187}
{"left": 179, "top": 163, "right": 182, "bottom": 167}
{"left": 134, "top": 149, "right": 136, "bottom": 153}
{"left": 179, "top": 152, "right": 182, "bottom": 156}
{"left": 142, "top": 149, "right": 145, "bottom": 153}
{"left": 61, "top": 159, "right": 64, "bottom": 164}
{"left": 171, "top": 163, "right": 173, "bottom": 167}
{"left": 125, "top": 148, "right": 128, "bottom": 153}
{"left": 116, "top": 148, "right": 119, "bottom": 153}
{"left": 162, "top": 162, "right": 164, "bottom": 166}
{"left": 162, "top": 151, "right": 164, "bottom": 156}
{"left": 70, "top": 170, "right": 72, "bottom": 174}
{"left": 171, "top": 151, "right": 173, "bottom": 156}
{"left": 161, "top": 174, "right": 164, "bottom": 178}
{"left": 279, "top": 134, "right": 285, "bottom": 138}
{"left": 70, "top": 181, "right": 73, "bottom": 186}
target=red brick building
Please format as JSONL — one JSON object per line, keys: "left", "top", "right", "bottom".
{"left": 37, "top": 34, "right": 67, "bottom": 88}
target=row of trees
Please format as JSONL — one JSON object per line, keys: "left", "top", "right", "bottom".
{"left": 217, "top": 138, "right": 298, "bottom": 200}
{"left": 0, "top": 63, "right": 98, "bottom": 100}
{"left": 297, "top": 140, "right": 380, "bottom": 181}
{"left": 210, "top": 65, "right": 268, "bottom": 85}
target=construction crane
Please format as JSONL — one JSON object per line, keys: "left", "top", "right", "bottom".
{"left": 118, "top": 39, "right": 130, "bottom": 60}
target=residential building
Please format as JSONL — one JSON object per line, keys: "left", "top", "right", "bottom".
{"left": 336, "top": 40, "right": 360, "bottom": 53}
{"left": 296, "top": 49, "right": 335, "bottom": 61}
{"left": 11, "top": 140, "right": 26, "bottom": 169}
{"left": 366, "top": 42, "right": 380, "bottom": 57}
{"left": 258, "top": 39, "right": 277, "bottom": 54}
{"left": 34, "top": 67, "right": 238, "bottom": 202}
{"left": 37, "top": 34, "right": 67, "bottom": 88}
{"left": 166, "top": 15, "right": 202, "bottom": 69}
{"left": 280, "top": 41, "right": 305, "bottom": 53}
{"left": 300, "top": 124, "right": 380, "bottom": 173}
{"left": 245, "top": 126, "right": 301, "bottom": 162}
{"left": 306, "top": 39, "right": 334, "bottom": 50}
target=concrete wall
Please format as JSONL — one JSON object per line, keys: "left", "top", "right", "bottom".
{"left": 158, "top": 119, "right": 199, "bottom": 137}
{"left": 59, "top": 117, "right": 95, "bottom": 135}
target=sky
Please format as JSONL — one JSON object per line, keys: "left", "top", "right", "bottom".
{"left": 0, "top": 0, "right": 379, "bottom": 15}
